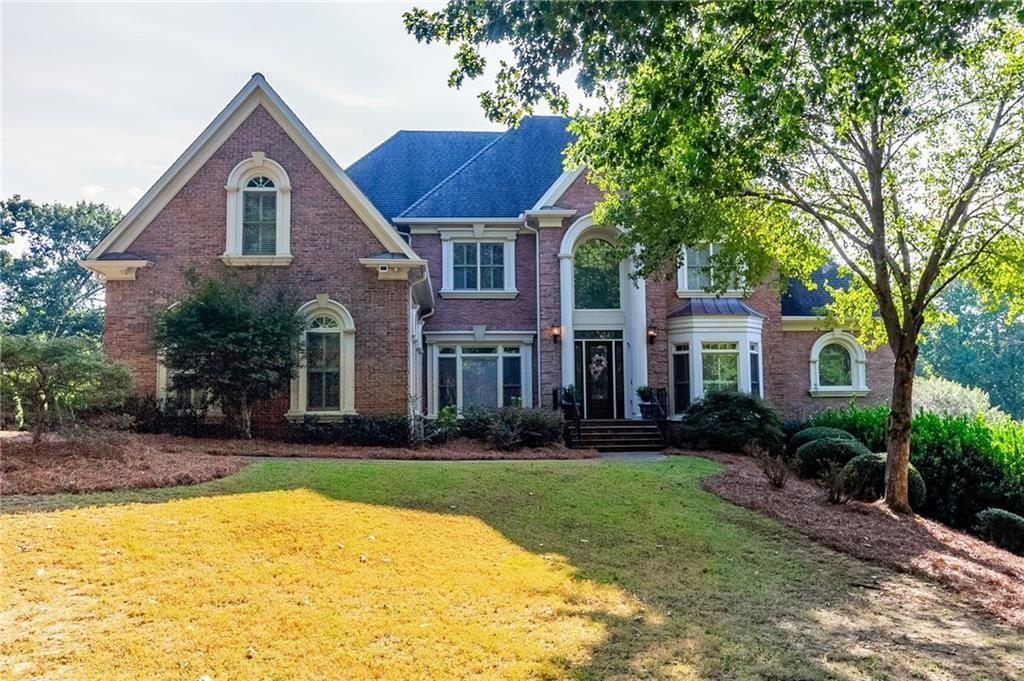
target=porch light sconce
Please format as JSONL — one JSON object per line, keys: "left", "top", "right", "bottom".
{"left": 550, "top": 323, "right": 562, "bottom": 344}
{"left": 647, "top": 327, "right": 658, "bottom": 344}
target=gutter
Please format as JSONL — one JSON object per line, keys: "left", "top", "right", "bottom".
{"left": 523, "top": 222, "right": 543, "bottom": 408}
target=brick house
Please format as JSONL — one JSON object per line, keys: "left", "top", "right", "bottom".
{"left": 82, "top": 74, "right": 893, "bottom": 435}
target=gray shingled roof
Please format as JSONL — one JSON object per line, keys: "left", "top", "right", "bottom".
{"left": 668, "top": 298, "right": 764, "bottom": 317}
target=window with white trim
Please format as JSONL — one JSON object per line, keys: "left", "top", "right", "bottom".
{"left": 749, "top": 341, "right": 762, "bottom": 398}
{"left": 677, "top": 244, "right": 743, "bottom": 294}
{"left": 224, "top": 152, "right": 292, "bottom": 264}
{"left": 809, "top": 331, "right": 869, "bottom": 396}
{"left": 453, "top": 242, "right": 505, "bottom": 290}
{"left": 288, "top": 298, "right": 356, "bottom": 418}
{"left": 701, "top": 341, "right": 740, "bottom": 394}
{"left": 671, "top": 343, "right": 691, "bottom": 415}
{"left": 436, "top": 345, "right": 523, "bottom": 412}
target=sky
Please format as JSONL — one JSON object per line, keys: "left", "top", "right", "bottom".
{"left": 1, "top": 2, "right": 579, "bottom": 212}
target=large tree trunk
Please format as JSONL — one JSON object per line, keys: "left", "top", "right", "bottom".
{"left": 239, "top": 397, "right": 253, "bottom": 440}
{"left": 885, "top": 342, "right": 918, "bottom": 514}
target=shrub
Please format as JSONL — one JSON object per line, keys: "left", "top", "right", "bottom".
{"left": 487, "top": 417, "right": 523, "bottom": 451}
{"left": 973, "top": 508, "right": 1024, "bottom": 556}
{"left": 286, "top": 414, "right": 411, "bottom": 447}
{"left": 749, "top": 444, "right": 789, "bottom": 488}
{"left": 423, "top": 405, "right": 460, "bottom": 444}
{"left": 511, "top": 407, "right": 564, "bottom": 448}
{"left": 819, "top": 461, "right": 850, "bottom": 504}
{"left": 675, "top": 392, "right": 784, "bottom": 453}
{"left": 913, "top": 375, "right": 1007, "bottom": 421}
{"left": 840, "top": 452, "right": 926, "bottom": 510}
{"left": 787, "top": 426, "right": 856, "bottom": 456}
{"left": 0, "top": 335, "right": 133, "bottom": 442}
{"left": 780, "top": 418, "right": 808, "bottom": 441}
{"left": 459, "top": 407, "right": 496, "bottom": 440}
{"left": 908, "top": 412, "right": 1023, "bottom": 528}
{"left": 808, "top": 404, "right": 889, "bottom": 451}
{"left": 795, "top": 437, "right": 872, "bottom": 478}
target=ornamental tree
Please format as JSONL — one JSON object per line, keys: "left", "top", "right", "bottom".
{"left": 407, "top": 1, "right": 1024, "bottom": 512}
{"left": 152, "top": 273, "right": 306, "bottom": 439}
{"left": 1, "top": 335, "right": 133, "bottom": 443}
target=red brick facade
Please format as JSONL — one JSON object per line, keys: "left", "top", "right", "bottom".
{"left": 103, "top": 105, "right": 410, "bottom": 429}
{"left": 98, "top": 94, "right": 892, "bottom": 429}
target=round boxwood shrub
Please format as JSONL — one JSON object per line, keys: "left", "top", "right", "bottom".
{"left": 788, "top": 426, "right": 857, "bottom": 456}
{"left": 973, "top": 508, "right": 1024, "bottom": 556}
{"left": 674, "top": 391, "right": 784, "bottom": 454}
{"left": 795, "top": 437, "right": 872, "bottom": 478}
{"left": 840, "top": 452, "right": 927, "bottom": 510}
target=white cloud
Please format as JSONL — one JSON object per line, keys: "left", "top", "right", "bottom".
{"left": 81, "top": 185, "right": 105, "bottom": 199}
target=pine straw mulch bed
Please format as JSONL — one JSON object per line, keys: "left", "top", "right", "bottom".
{"left": 1, "top": 431, "right": 249, "bottom": 496}
{"left": 689, "top": 450, "right": 1024, "bottom": 630}
{"left": 1, "top": 431, "right": 596, "bottom": 496}
{"left": 141, "top": 433, "right": 597, "bottom": 462}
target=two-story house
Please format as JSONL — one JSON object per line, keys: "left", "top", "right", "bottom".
{"left": 81, "top": 74, "right": 894, "bottom": 436}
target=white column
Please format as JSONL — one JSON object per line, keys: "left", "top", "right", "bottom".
{"left": 625, "top": 262, "right": 648, "bottom": 419}
{"left": 559, "top": 253, "right": 574, "bottom": 387}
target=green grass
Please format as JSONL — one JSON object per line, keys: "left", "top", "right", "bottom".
{"left": 5, "top": 457, "right": 1022, "bottom": 679}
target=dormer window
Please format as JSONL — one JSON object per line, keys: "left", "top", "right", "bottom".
{"left": 223, "top": 152, "right": 292, "bottom": 266}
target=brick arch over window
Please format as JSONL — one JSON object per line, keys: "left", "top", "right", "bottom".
{"left": 288, "top": 295, "right": 357, "bottom": 419}
{"left": 223, "top": 151, "right": 293, "bottom": 265}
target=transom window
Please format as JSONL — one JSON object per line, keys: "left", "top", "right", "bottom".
{"left": 453, "top": 242, "right": 505, "bottom": 290}
{"left": 305, "top": 316, "right": 341, "bottom": 411}
{"left": 437, "top": 345, "right": 522, "bottom": 412}
{"left": 701, "top": 341, "right": 740, "bottom": 394}
{"left": 574, "top": 238, "right": 621, "bottom": 309}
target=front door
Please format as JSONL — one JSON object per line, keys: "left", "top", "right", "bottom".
{"left": 584, "top": 341, "right": 614, "bottom": 419}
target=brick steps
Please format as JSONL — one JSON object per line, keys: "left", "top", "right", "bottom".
{"left": 570, "top": 419, "right": 666, "bottom": 452}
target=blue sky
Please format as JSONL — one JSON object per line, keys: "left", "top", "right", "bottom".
{"left": 1, "top": 2, "right": 578, "bottom": 211}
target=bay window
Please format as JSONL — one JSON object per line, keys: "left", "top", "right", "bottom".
{"left": 701, "top": 342, "right": 740, "bottom": 394}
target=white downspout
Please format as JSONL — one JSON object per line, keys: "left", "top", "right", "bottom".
{"left": 524, "top": 222, "right": 543, "bottom": 409}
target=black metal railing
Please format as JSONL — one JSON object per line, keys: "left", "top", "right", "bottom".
{"left": 552, "top": 387, "right": 582, "bottom": 445}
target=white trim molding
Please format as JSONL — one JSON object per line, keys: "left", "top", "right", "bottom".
{"left": 85, "top": 73, "right": 419, "bottom": 264}
{"left": 78, "top": 259, "right": 152, "bottom": 281}
{"left": 424, "top": 332, "right": 534, "bottom": 417}
{"left": 438, "top": 225, "right": 518, "bottom": 297}
{"left": 809, "top": 330, "right": 869, "bottom": 397}
{"left": 358, "top": 257, "right": 427, "bottom": 281}
{"left": 223, "top": 152, "right": 292, "bottom": 263}
{"left": 781, "top": 315, "right": 831, "bottom": 331}
{"left": 287, "top": 295, "right": 357, "bottom": 421}
{"left": 531, "top": 165, "right": 586, "bottom": 210}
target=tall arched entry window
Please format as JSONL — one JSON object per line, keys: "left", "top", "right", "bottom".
{"left": 559, "top": 214, "right": 648, "bottom": 420}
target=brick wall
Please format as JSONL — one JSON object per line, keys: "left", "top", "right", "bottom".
{"left": 103, "top": 105, "right": 411, "bottom": 429}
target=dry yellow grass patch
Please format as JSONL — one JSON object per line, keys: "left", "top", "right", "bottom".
{"left": 1, "top": 490, "right": 642, "bottom": 679}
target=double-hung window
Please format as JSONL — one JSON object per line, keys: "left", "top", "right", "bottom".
{"left": 677, "top": 244, "right": 743, "bottom": 295}
{"left": 436, "top": 345, "right": 523, "bottom": 412}
{"left": 242, "top": 176, "right": 277, "bottom": 255}
{"left": 452, "top": 242, "right": 505, "bottom": 291}
{"left": 700, "top": 342, "right": 740, "bottom": 394}
{"left": 305, "top": 315, "right": 341, "bottom": 411}
{"left": 749, "top": 341, "right": 762, "bottom": 397}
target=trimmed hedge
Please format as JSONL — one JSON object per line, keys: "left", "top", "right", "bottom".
{"left": 840, "top": 452, "right": 926, "bottom": 510}
{"left": 674, "top": 392, "right": 784, "bottom": 453}
{"left": 486, "top": 406, "right": 564, "bottom": 450}
{"left": 795, "top": 437, "right": 872, "bottom": 478}
{"left": 808, "top": 405, "right": 888, "bottom": 451}
{"left": 973, "top": 508, "right": 1024, "bottom": 556}
{"left": 287, "top": 414, "right": 411, "bottom": 447}
{"left": 788, "top": 426, "right": 856, "bottom": 456}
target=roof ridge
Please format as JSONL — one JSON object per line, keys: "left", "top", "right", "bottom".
{"left": 396, "top": 128, "right": 511, "bottom": 218}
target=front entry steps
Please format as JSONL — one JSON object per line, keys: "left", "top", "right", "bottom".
{"left": 571, "top": 419, "right": 666, "bottom": 452}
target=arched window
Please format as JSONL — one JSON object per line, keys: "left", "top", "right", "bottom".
{"left": 810, "top": 331, "right": 869, "bottom": 396}
{"left": 223, "top": 152, "right": 292, "bottom": 265}
{"left": 573, "top": 238, "right": 621, "bottom": 309}
{"left": 288, "top": 297, "right": 356, "bottom": 418}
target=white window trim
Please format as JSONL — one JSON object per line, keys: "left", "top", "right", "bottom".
{"left": 223, "top": 151, "right": 293, "bottom": 266}
{"left": 809, "top": 330, "right": 869, "bottom": 397}
{"left": 666, "top": 315, "right": 763, "bottom": 418}
{"left": 425, "top": 337, "right": 533, "bottom": 417}
{"left": 287, "top": 296, "right": 356, "bottom": 421}
{"left": 439, "top": 225, "right": 517, "bottom": 297}
{"left": 676, "top": 244, "right": 743, "bottom": 298}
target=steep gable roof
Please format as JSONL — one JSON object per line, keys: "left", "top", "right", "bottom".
{"left": 782, "top": 263, "right": 851, "bottom": 316}
{"left": 395, "top": 116, "right": 574, "bottom": 220}
{"left": 87, "top": 74, "right": 419, "bottom": 262}
{"left": 346, "top": 131, "right": 501, "bottom": 222}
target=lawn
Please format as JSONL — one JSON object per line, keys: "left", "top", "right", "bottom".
{"left": 3, "top": 457, "right": 1022, "bottom": 679}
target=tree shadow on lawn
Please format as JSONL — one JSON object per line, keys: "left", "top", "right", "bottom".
{"left": 4, "top": 457, "right": 1023, "bottom": 679}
